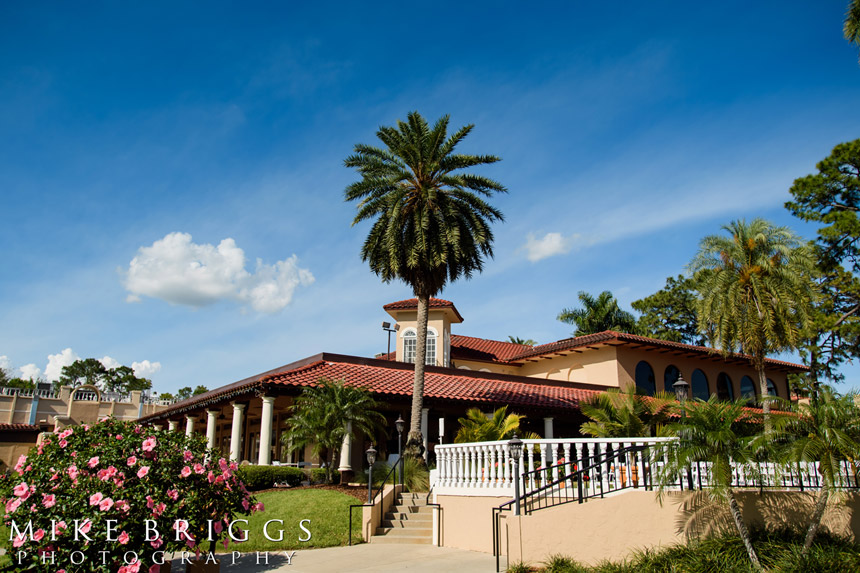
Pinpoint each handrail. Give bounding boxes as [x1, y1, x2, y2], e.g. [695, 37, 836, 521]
[425, 480, 442, 546]
[348, 456, 405, 546]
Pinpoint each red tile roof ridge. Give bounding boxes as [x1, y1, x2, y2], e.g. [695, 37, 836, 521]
[383, 297, 464, 321]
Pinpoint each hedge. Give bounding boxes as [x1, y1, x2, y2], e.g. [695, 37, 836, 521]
[238, 465, 305, 490]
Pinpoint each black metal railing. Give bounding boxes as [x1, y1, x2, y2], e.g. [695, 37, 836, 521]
[348, 456, 404, 546]
[492, 445, 648, 572]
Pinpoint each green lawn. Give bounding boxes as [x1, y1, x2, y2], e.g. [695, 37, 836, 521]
[224, 488, 365, 552]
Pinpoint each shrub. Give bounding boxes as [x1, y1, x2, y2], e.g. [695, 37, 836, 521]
[402, 457, 430, 492]
[0, 418, 261, 572]
[309, 468, 340, 484]
[507, 561, 533, 573]
[238, 465, 305, 490]
[354, 461, 391, 487]
[543, 554, 587, 573]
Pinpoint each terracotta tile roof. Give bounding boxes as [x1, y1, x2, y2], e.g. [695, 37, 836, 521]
[507, 331, 808, 372]
[0, 423, 41, 432]
[383, 298, 464, 322]
[450, 334, 532, 363]
[263, 359, 602, 411]
[140, 353, 607, 421]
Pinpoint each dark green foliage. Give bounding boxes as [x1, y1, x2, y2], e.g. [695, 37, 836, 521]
[558, 291, 638, 336]
[508, 336, 537, 346]
[632, 275, 707, 345]
[846, 1, 860, 61]
[55, 358, 153, 394]
[520, 528, 860, 572]
[173, 386, 209, 401]
[237, 465, 306, 490]
[309, 468, 340, 484]
[543, 554, 587, 573]
[786, 139, 860, 383]
[506, 562, 534, 573]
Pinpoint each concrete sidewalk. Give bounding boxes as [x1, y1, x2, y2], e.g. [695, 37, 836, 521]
[170, 544, 498, 572]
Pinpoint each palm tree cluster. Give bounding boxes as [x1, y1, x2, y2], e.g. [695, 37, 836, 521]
[454, 406, 528, 443]
[558, 291, 638, 336]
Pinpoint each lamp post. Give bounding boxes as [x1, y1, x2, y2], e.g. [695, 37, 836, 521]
[508, 433, 524, 516]
[366, 445, 377, 504]
[395, 415, 405, 486]
[672, 374, 695, 491]
[382, 322, 398, 359]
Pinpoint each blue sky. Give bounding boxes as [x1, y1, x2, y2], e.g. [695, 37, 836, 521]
[1, 1, 859, 393]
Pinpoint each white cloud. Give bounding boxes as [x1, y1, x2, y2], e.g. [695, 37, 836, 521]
[132, 360, 162, 378]
[122, 232, 314, 313]
[45, 348, 80, 382]
[19, 364, 42, 381]
[99, 356, 121, 370]
[0, 355, 9, 371]
[523, 232, 577, 262]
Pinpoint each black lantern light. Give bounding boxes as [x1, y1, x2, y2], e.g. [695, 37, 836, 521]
[673, 374, 690, 404]
[508, 433, 524, 515]
[366, 445, 377, 503]
[395, 415, 405, 485]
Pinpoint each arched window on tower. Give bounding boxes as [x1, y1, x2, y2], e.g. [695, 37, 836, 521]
[402, 328, 437, 365]
[635, 361, 656, 396]
[716, 372, 734, 401]
[691, 369, 709, 401]
[664, 365, 680, 393]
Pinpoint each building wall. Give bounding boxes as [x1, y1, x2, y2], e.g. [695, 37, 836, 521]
[443, 490, 860, 561]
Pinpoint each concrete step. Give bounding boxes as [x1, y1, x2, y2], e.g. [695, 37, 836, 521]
[370, 534, 433, 545]
[374, 526, 433, 538]
[381, 518, 433, 529]
[384, 511, 433, 522]
[387, 504, 432, 515]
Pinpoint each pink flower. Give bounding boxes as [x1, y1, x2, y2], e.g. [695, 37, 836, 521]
[42, 494, 56, 508]
[118, 530, 130, 544]
[87, 456, 99, 468]
[153, 502, 166, 516]
[14, 455, 27, 472]
[242, 498, 250, 511]
[180, 466, 192, 478]
[167, 489, 179, 501]
[13, 482, 29, 498]
[127, 562, 141, 573]
[127, 456, 137, 466]
[222, 537, 230, 550]
[150, 536, 163, 549]
[142, 437, 157, 452]
[213, 521, 223, 534]
[32, 528, 45, 542]
[54, 521, 67, 535]
[146, 496, 155, 509]
[186, 539, 196, 549]
[80, 520, 92, 534]
[59, 439, 68, 448]
[12, 534, 25, 548]
[97, 469, 111, 481]
[116, 434, 124, 440]
[150, 565, 161, 573]
[137, 466, 150, 479]
[116, 500, 131, 513]
[254, 502, 265, 512]
[89, 492, 104, 506]
[183, 450, 193, 461]
[99, 497, 114, 511]
[193, 463, 204, 474]
[66, 465, 78, 480]
[5, 498, 22, 514]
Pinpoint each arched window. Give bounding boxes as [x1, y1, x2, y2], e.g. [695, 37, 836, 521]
[691, 369, 709, 401]
[635, 361, 656, 396]
[664, 365, 680, 393]
[403, 329, 417, 364]
[716, 373, 734, 401]
[740, 376, 757, 400]
[402, 328, 437, 365]
[766, 378, 778, 397]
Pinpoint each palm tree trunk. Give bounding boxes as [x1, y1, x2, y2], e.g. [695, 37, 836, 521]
[728, 490, 763, 571]
[756, 358, 771, 433]
[405, 293, 429, 463]
[802, 483, 829, 556]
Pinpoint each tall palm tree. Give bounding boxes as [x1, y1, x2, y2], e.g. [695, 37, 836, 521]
[558, 291, 638, 336]
[778, 386, 860, 555]
[655, 397, 765, 571]
[507, 336, 536, 346]
[580, 387, 675, 438]
[344, 112, 506, 460]
[690, 219, 816, 425]
[846, 0, 860, 62]
[282, 377, 386, 484]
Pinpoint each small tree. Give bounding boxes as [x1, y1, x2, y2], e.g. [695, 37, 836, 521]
[654, 397, 765, 571]
[282, 378, 385, 484]
[580, 387, 675, 438]
[778, 386, 860, 555]
[454, 406, 525, 443]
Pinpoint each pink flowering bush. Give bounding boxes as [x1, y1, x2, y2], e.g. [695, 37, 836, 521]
[0, 417, 259, 572]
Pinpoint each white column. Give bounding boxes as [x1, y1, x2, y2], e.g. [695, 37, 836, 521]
[153, 424, 163, 431]
[543, 417, 554, 439]
[230, 402, 246, 463]
[421, 408, 429, 462]
[338, 421, 353, 472]
[185, 415, 195, 437]
[257, 396, 275, 465]
[206, 410, 218, 450]
[167, 420, 179, 432]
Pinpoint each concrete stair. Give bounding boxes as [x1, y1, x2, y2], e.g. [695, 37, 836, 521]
[371, 492, 433, 544]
